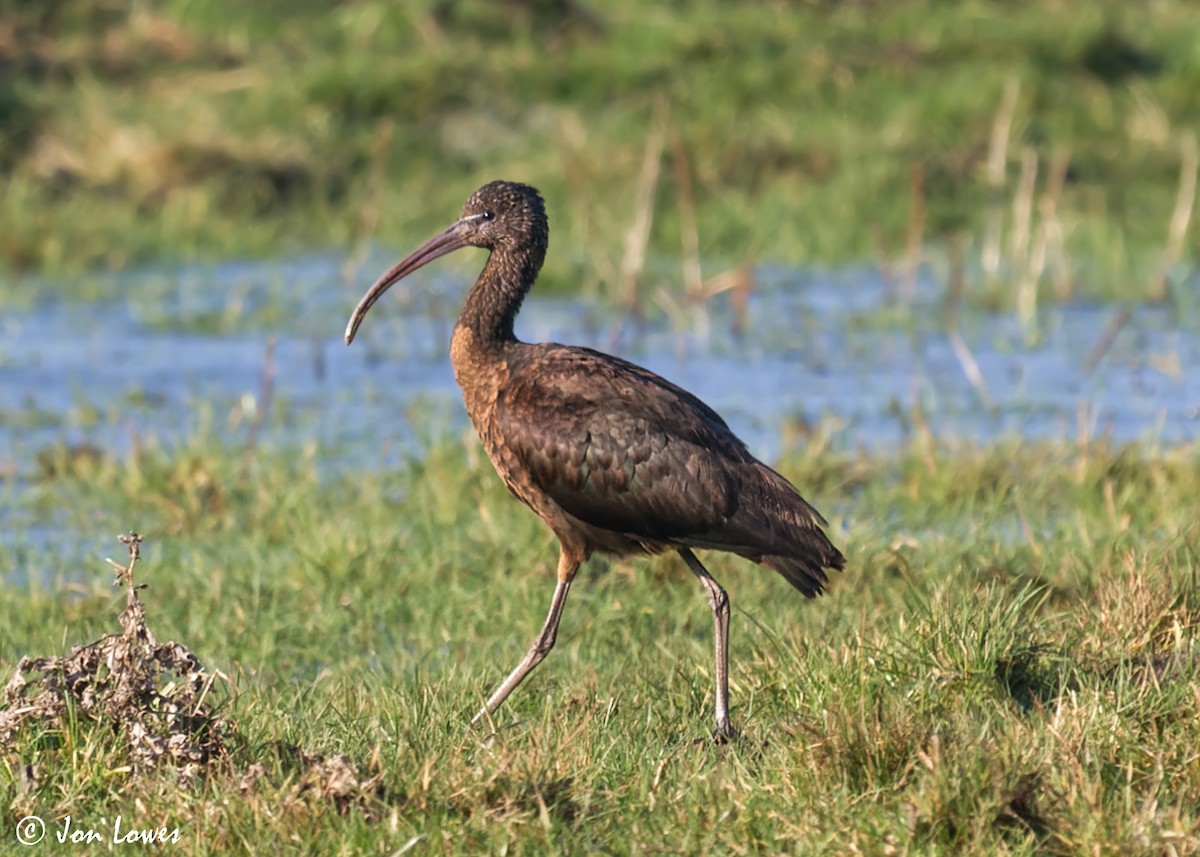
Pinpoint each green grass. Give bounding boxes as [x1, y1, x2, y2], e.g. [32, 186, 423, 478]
[4, 2, 1198, 850]
[3, 426, 1198, 854]
[3, 0, 1200, 307]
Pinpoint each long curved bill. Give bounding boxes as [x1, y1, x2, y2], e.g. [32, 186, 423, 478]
[344, 222, 470, 344]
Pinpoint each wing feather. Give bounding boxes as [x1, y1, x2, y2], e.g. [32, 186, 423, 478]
[491, 343, 844, 595]
[494, 345, 744, 538]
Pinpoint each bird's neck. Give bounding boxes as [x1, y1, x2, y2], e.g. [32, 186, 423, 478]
[455, 246, 541, 352]
[451, 247, 540, 434]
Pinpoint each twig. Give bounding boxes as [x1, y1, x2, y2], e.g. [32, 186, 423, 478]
[1041, 148, 1073, 299]
[671, 130, 707, 341]
[1011, 147, 1039, 337]
[1020, 148, 1071, 331]
[1151, 130, 1197, 305]
[618, 111, 666, 320]
[1083, 305, 1132, 376]
[947, 317, 991, 408]
[726, 264, 754, 340]
[652, 287, 690, 363]
[105, 532, 144, 597]
[1009, 147, 1038, 270]
[1008, 147, 1036, 256]
[681, 265, 755, 339]
[944, 236, 991, 406]
[671, 132, 703, 302]
[900, 161, 926, 304]
[982, 77, 1020, 278]
[245, 337, 276, 451]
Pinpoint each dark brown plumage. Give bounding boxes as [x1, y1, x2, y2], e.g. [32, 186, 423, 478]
[345, 180, 845, 738]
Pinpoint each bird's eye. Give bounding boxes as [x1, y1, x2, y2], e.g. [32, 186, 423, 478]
[481, 211, 494, 222]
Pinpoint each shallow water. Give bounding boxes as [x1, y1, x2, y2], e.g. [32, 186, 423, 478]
[3, 252, 1196, 481]
[2, 252, 1197, 582]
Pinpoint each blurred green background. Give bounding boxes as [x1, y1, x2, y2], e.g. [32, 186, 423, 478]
[3, 0, 1198, 301]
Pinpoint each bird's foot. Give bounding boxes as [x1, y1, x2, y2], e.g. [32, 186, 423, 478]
[713, 723, 738, 744]
[692, 722, 739, 747]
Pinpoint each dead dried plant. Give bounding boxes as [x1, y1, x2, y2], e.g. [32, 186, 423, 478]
[0, 533, 230, 783]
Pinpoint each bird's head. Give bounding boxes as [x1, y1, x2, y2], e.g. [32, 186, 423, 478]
[344, 181, 546, 345]
[459, 181, 547, 253]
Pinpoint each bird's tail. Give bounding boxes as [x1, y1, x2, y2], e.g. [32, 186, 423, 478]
[730, 462, 846, 597]
[680, 461, 845, 597]
[761, 538, 846, 598]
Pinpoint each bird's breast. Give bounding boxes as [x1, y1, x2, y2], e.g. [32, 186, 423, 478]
[450, 326, 505, 423]
[449, 325, 526, 494]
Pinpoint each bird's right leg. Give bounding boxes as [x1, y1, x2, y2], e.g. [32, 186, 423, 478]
[679, 548, 735, 741]
[472, 546, 581, 727]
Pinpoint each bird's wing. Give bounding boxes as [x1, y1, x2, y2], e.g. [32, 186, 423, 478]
[493, 345, 751, 539]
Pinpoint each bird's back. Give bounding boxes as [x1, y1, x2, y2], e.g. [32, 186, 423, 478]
[485, 342, 844, 595]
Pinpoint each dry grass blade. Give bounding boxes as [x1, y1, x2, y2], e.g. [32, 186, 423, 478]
[1042, 149, 1073, 300]
[1083, 305, 1132, 376]
[944, 237, 992, 406]
[1012, 148, 1040, 334]
[982, 78, 1021, 278]
[618, 113, 665, 317]
[900, 161, 926, 304]
[1151, 131, 1198, 304]
[672, 131, 703, 303]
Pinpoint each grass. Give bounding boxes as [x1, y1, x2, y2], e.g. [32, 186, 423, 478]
[3, 0, 1200, 308]
[2, 424, 1198, 854]
[3, 2, 1198, 850]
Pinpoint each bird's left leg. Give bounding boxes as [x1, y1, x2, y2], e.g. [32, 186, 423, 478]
[679, 548, 735, 740]
[472, 545, 582, 727]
